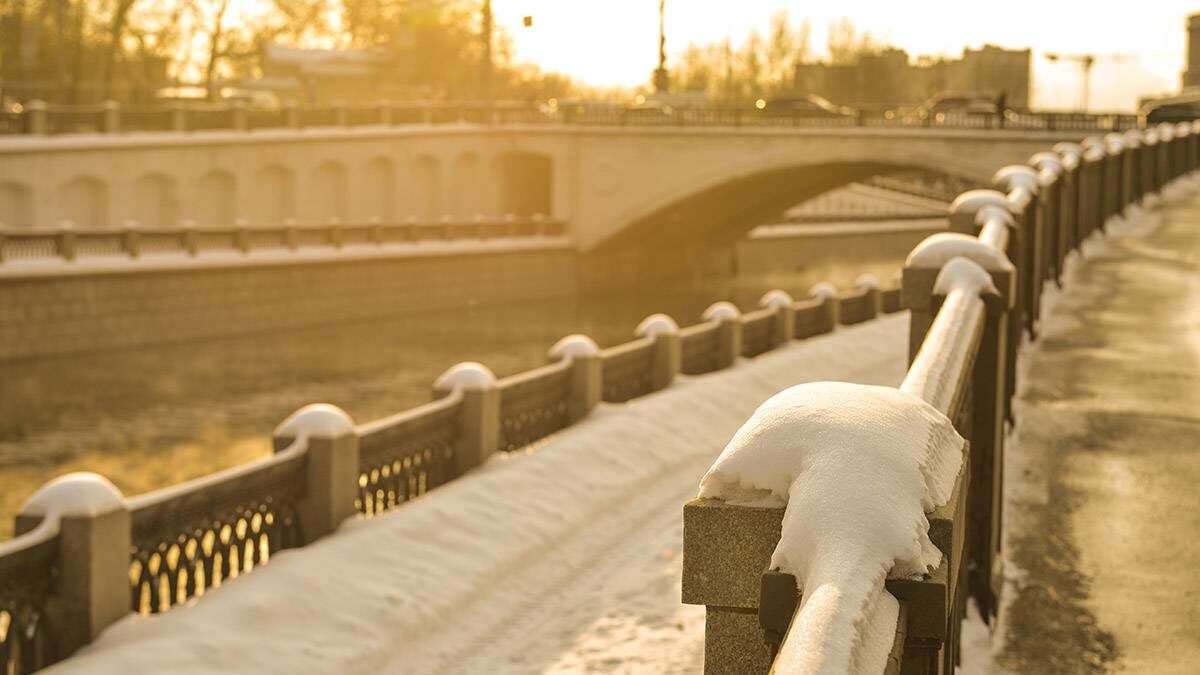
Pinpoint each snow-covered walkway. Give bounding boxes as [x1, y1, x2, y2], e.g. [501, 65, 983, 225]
[47, 314, 909, 675]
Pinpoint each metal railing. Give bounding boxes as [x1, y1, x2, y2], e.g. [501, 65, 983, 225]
[681, 120, 1200, 673]
[0, 270, 905, 673]
[3, 99, 1142, 137]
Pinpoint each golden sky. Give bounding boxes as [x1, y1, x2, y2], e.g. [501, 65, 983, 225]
[492, 0, 1197, 111]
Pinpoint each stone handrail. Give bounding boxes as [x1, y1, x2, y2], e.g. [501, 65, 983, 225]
[2, 99, 1141, 137]
[681, 120, 1199, 674]
[0, 263, 904, 672]
[0, 216, 566, 269]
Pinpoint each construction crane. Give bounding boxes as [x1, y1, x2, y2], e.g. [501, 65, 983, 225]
[1044, 52, 1130, 111]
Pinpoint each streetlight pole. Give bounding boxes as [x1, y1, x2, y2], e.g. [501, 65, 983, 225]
[481, 0, 494, 100]
[653, 0, 669, 93]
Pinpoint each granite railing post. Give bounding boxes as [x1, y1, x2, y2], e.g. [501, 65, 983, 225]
[1053, 142, 1083, 279]
[121, 220, 141, 258]
[101, 100, 121, 134]
[1080, 141, 1106, 239]
[26, 100, 49, 135]
[233, 219, 251, 253]
[272, 404, 359, 544]
[1141, 128, 1160, 200]
[284, 101, 300, 130]
[808, 282, 840, 331]
[230, 100, 248, 132]
[1119, 130, 1142, 211]
[702, 302, 743, 369]
[992, 165, 1039, 336]
[548, 335, 602, 423]
[1029, 152, 1065, 283]
[169, 103, 187, 132]
[14, 473, 131, 659]
[758, 290, 795, 349]
[0, 222, 6, 264]
[56, 221, 78, 261]
[1159, 123, 1177, 182]
[433, 362, 500, 476]
[180, 219, 199, 256]
[635, 314, 681, 392]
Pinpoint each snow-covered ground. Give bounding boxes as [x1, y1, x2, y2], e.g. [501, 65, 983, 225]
[47, 313, 910, 675]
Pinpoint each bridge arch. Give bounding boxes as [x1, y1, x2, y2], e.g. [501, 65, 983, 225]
[588, 141, 990, 254]
[310, 161, 348, 221]
[0, 182, 33, 228]
[129, 173, 178, 227]
[451, 152, 484, 217]
[195, 170, 236, 225]
[56, 176, 109, 229]
[254, 165, 295, 224]
[410, 154, 442, 219]
[364, 157, 396, 220]
[497, 151, 552, 218]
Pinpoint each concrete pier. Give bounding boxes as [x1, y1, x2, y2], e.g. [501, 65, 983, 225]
[1000, 190, 1200, 673]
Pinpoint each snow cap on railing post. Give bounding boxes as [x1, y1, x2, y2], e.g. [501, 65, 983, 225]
[759, 289, 795, 348]
[432, 362, 500, 475]
[702, 301, 743, 369]
[690, 380, 965, 674]
[947, 189, 1013, 235]
[102, 100, 122, 135]
[635, 313, 681, 391]
[549, 335, 602, 422]
[272, 403, 359, 543]
[15, 472, 130, 657]
[903, 232, 1015, 366]
[808, 281, 841, 331]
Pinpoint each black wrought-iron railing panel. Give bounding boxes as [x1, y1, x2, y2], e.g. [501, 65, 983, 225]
[680, 323, 721, 375]
[497, 362, 572, 453]
[356, 396, 461, 517]
[600, 339, 656, 403]
[740, 310, 774, 357]
[0, 528, 58, 675]
[127, 452, 306, 615]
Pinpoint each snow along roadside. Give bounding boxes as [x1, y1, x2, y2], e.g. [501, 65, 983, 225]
[46, 313, 911, 675]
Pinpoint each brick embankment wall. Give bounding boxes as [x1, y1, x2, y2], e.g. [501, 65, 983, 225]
[0, 248, 578, 361]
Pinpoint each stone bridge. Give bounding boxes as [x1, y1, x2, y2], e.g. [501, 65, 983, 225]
[1, 124, 1091, 255]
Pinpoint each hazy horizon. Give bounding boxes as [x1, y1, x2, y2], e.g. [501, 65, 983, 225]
[492, 1, 1198, 111]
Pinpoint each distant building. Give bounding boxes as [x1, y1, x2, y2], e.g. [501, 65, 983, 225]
[1184, 14, 1200, 89]
[793, 45, 1031, 111]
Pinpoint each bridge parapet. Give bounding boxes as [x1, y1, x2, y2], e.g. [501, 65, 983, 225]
[681, 117, 1199, 673]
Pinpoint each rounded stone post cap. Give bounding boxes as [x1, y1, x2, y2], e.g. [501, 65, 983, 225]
[635, 313, 679, 337]
[992, 165, 1039, 194]
[548, 334, 599, 360]
[758, 289, 795, 309]
[273, 403, 355, 440]
[854, 273, 880, 290]
[809, 281, 838, 299]
[20, 472, 125, 519]
[950, 189, 1014, 215]
[1029, 152, 1064, 175]
[1052, 141, 1083, 161]
[702, 301, 741, 322]
[1103, 133, 1125, 155]
[433, 361, 497, 391]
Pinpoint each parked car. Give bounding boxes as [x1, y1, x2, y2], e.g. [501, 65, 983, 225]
[760, 94, 856, 119]
[1140, 92, 1200, 125]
